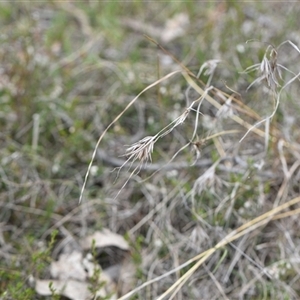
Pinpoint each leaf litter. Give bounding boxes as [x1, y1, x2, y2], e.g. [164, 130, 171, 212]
[34, 229, 131, 300]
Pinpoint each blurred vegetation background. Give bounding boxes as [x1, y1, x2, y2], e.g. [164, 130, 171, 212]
[1, 1, 300, 299]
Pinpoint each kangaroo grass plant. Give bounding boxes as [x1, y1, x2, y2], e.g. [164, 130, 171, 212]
[77, 36, 300, 299]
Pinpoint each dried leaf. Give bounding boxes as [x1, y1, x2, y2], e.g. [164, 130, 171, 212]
[35, 276, 116, 300]
[118, 260, 137, 296]
[50, 251, 87, 281]
[35, 279, 93, 300]
[81, 229, 129, 251]
[35, 230, 125, 299]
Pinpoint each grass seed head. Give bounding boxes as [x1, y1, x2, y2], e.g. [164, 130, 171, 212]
[246, 44, 282, 93]
[125, 136, 156, 163]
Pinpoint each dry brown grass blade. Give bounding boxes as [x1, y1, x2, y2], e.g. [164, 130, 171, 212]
[182, 73, 264, 137]
[145, 36, 273, 127]
[181, 72, 285, 144]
